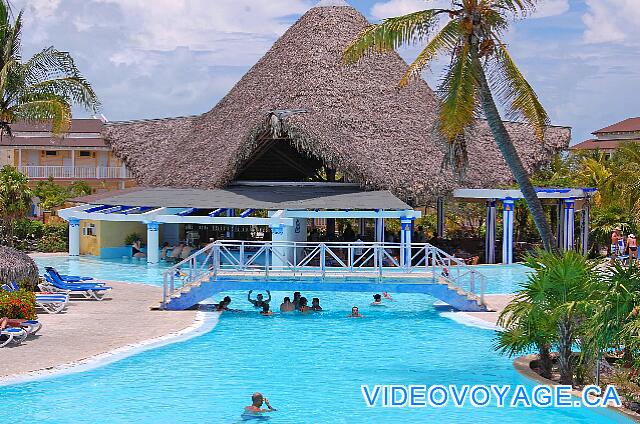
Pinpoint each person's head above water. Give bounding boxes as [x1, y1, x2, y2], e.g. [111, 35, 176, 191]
[373, 294, 382, 302]
[223, 296, 231, 304]
[257, 293, 264, 301]
[299, 297, 308, 306]
[312, 297, 320, 306]
[351, 306, 360, 315]
[283, 296, 291, 303]
[252, 392, 264, 407]
[293, 291, 301, 299]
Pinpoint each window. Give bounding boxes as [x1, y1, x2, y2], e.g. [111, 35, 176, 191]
[44, 151, 57, 156]
[82, 223, 96, 237]
[79, 151, 93, 157]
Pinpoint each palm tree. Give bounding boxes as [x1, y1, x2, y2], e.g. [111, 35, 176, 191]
[344, 0, 554, 250]
[0, 1, 99, 137]
[0, 165, 31, 245]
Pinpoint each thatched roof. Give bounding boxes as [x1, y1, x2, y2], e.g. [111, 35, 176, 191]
[0, 247, 39, 289]
[104, 2, 570, 205]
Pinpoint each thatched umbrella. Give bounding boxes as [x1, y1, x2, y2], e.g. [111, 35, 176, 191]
[103, 1, 570, 206]
[0, 246, 40, 290]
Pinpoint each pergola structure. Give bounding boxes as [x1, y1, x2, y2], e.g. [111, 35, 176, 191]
[59, 182, 421, 265]
[451, 188, 596, 264]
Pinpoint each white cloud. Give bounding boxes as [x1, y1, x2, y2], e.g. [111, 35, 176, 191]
[95, 0, 311, 53]
[531, 0, 569, 19]
[371, 0, 449, 20]
[583, 0, 640, 45]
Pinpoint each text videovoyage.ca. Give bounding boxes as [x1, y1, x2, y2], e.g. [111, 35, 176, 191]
[361, 384, 622, 409]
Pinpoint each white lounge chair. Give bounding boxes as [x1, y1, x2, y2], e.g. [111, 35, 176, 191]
[0, 327, 27, 347]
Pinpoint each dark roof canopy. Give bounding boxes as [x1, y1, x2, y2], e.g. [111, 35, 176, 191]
[72, 183, 411, 210]
[594, 117, 640, 134]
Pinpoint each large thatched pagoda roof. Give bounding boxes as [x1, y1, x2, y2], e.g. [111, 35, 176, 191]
[0, 247, 39, 289]
[104, 1, 570, 205]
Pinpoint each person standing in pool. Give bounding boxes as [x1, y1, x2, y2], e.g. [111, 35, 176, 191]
[280, 297, 294, 312]
[260, 303, 273, 316]
[311, 297, 323, 311]
[298, 297, 313, 313]
[371, 294, 385, 306]
[216, 296, 232, 312]
[292, 291, 301, 310]
[248, 290, 271, 309]
[348, 306, 363, 318]
[244, 392, 276, 415]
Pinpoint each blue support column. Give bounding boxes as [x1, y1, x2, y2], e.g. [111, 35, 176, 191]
[69, 218, 80, 257]
[226, 209, 235, 239]
[436, 197, 445, 238]
[485, 200, 497, 264]
[400, 217, 414, 268]
[502, 199, 515, 264]
[563, 199, 575, 252]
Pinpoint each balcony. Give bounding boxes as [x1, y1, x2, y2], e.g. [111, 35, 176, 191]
[18, 166, 133, 180]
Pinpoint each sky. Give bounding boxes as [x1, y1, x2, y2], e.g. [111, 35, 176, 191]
[11, 0, 640, 145]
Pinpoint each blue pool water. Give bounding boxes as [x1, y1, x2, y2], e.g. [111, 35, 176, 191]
[1, 290, 629, 423]
[9, 257, 625, 422]
[32, 256, 532, 294]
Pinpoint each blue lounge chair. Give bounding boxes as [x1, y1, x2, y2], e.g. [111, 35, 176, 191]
[44, 267, 100, 284]
[0, 327, 27, 347]
[41, 274, 112, 301]
[2, 283, 69, 314]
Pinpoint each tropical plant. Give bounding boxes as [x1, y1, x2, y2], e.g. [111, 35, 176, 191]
[33, 177, 92, 211]
[124, 232, 142, 246]
[344, 0, 554, 250]
[0, 1, 99, 137]
[0, 285, 36, 319]
[0, 164, 31, 245]
[36, 222, 67, 253]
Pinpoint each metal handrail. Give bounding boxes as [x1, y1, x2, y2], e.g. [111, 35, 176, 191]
[161, 240, 488, 309]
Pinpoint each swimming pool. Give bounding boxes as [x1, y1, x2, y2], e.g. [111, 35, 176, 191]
[0, 290, 629, 423]
[32, 256, 532, 294]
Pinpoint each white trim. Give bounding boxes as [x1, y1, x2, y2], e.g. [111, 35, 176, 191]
[282, 209, 421, 219]
[454, 188, 595, 200]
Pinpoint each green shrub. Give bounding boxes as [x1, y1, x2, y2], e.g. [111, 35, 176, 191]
[124, 232, 142, 246]
[36, 222, 68, 253]
[0, 288, 37, 320]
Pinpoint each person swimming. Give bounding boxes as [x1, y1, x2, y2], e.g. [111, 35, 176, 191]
[371, 294, 385, 306]
[298, 297, 313, 313]
[242, 392, 276, 420]
[216, 296, 232, 312]
[311, 297, 323, 311]
[292, 291, 301, 311]
[280, 297, 294, 312]
[248, 290, 271, 309]
[382, 292, 394, 301]
[348, 306, 363, 318]
[260, 303, 273, 316]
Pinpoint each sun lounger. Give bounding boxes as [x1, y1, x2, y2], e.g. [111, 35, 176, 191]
[45, 267, 102, 284]
[42, 274, 112, 301]
[0, 327, 27, 347]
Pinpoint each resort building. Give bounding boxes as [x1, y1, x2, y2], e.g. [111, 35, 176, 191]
[60, 1, 578, 273]
[570, 116, 640, 156]
[0, 118, 136, 192]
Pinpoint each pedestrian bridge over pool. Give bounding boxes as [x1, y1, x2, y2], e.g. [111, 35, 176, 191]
[156, 241, 489, 312]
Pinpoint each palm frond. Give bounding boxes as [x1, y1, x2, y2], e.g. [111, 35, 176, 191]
[12, 94, 71, 134]
[488, 42, 549, 140]
[438, 41, 479, 142]
[492, 0, 537, 16]
[399, 19, 462, 87]
[343, 9, 448, 65]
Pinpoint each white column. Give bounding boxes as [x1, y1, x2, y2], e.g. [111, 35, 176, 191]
[581, 199, 591, 256]
[69, 218, 80, 256]
[375, 217, 384, 242]
[502, 199, 515, 264]
[563, 199, 575, 252]
[71, 149, 75, 178]
[401, 217, 414, 268]
[147, 221, 160, 264]
[270, 224, 287, 268]
[17, 148, 22, 170]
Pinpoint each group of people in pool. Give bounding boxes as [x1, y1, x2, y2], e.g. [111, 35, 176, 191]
[216, 290, 394, 318]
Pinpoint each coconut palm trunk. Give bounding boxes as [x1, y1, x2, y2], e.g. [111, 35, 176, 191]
[475, 64, 554, 251]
